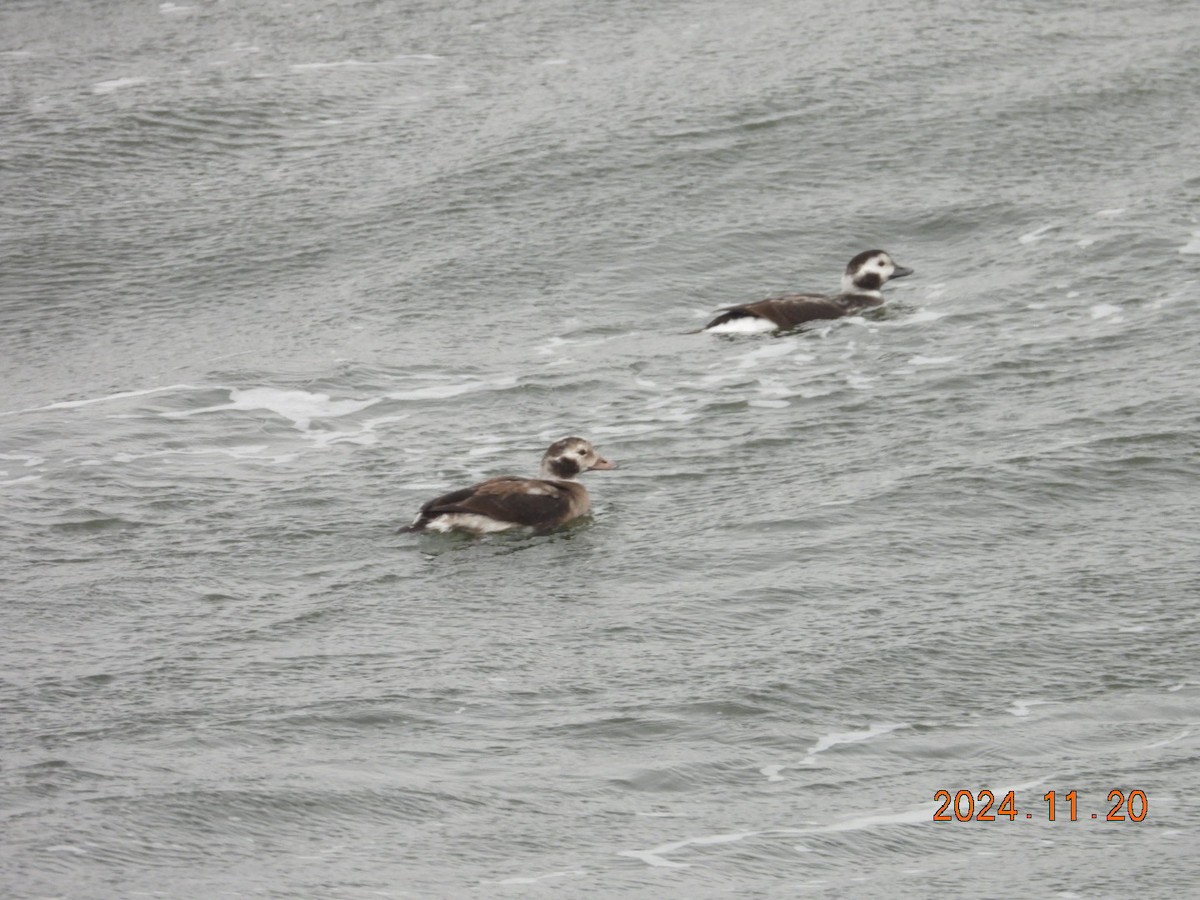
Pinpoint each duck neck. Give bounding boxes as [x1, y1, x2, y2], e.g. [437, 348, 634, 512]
[842, 272, 883, 296]
[540, 457, 582, 481]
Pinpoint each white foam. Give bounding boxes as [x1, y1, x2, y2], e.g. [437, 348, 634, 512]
[908, 355, 959, 366]
[1090, 303, 1124, 321]
[291, 60, 374, 71]
[166, 387, 379, 431]
[110, 445, 278, 464]
[621, 814, 933, 870]
[1009, 698, 1053, 717]
[802, 722, 905, 765]
[1096, 208, 1125, 219]
[0, 452, 45, 467]
[1, 475, 42, 486]
[386, 376, 517, 401]
[1178, 231, 1200, 255]
[757, 377, 793, 396]
[401, 481, 453, 492]
[535, 336, 583, 358]
[305, 431, 376, 448]
[807, 806, 931, 833]
[486, 870, 586, 886]
[1141, 729, 1190, 750]
[3, 384, 203, 417]
[1019, 224, 1060, 244]
[617, 850, 687, 869]
[465, 442, 509, 458]
[304, 413, 409, 449]
[619, 831, 761, 869]
[93, 77, 148, 94]
[905, 309, 946, 324]
[747, 399, 789, 409]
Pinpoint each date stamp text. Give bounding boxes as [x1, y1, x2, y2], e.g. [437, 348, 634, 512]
[933, 789, 1148, 822]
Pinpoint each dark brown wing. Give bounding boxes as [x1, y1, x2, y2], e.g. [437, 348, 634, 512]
[738, 293, 854, 329]
[705, 293, 847, 331]
[419, 476, 580, 529]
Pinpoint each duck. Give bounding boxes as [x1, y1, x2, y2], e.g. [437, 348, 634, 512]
[701, 249, 914, 333]
[399, 436, 616, 535]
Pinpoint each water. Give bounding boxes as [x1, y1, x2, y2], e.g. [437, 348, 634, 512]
[3, 0, 1198, 896]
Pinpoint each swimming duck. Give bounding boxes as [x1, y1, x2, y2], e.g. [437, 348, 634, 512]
[399, 437, 616, 535]
[701, 249, 914, 333]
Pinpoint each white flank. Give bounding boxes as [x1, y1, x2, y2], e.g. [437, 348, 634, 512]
[703, 316, 777, 334]
[425, 514, 518, 534]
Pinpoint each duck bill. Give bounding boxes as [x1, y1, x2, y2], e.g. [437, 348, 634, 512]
[589, 457, 617, 470]
[891, 265, 914, 279]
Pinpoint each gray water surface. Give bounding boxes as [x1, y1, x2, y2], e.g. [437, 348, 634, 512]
[3, 0, 1199, 896]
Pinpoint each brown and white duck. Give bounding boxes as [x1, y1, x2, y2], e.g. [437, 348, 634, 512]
[399, 436, 616, 535]
[701, 249, 914, 333]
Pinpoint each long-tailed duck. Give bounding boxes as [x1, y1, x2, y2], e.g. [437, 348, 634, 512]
[399, 437, 616, 535]
[701, 249, 914, 333]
